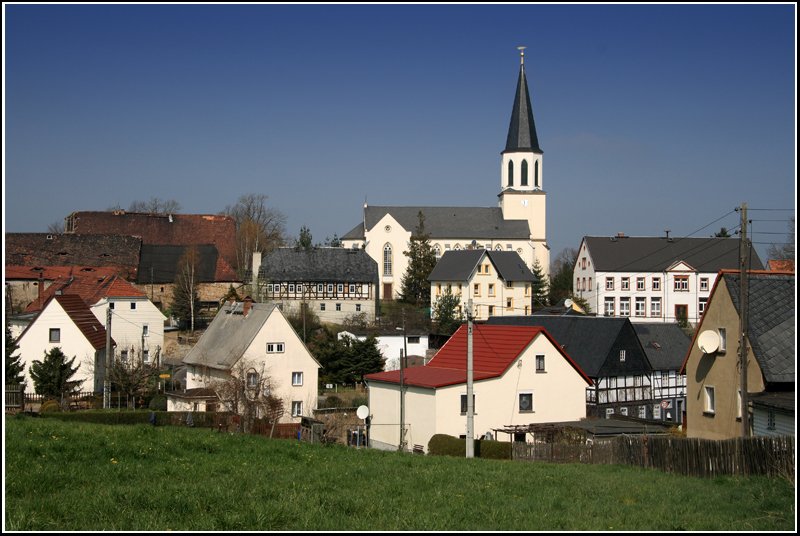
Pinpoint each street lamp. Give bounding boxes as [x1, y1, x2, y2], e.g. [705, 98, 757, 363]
[396, 317, 408, 452]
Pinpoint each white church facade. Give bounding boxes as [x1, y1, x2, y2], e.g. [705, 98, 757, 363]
[342, 49, 550, 300]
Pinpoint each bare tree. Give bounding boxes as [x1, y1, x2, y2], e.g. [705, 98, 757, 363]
[767, 216, 795, 262]
[128, 197, 182, 214]
[46, 219, 64, 234]
[109, 350, 159, 409]
[174, 246, 201, 332]
[222, 193, 287, 278]
[213, 360, 284, 434]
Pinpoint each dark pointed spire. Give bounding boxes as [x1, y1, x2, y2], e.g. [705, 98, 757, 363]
[503, 47, 542, 155]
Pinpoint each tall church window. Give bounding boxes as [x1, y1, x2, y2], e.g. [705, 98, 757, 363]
[521, 160, 528, 186]
[534, 160, 540, 188]
[507, 161, 514, 187]
[383, 244, 393, 276]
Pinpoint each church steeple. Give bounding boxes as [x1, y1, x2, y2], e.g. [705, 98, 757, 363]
[503, 46, 542, 155]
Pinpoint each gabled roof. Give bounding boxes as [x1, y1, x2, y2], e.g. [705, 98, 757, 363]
[341, 206, 531, 241]
[581, 236, 764, 273]
[428, 249, 536, 283]
[136, 244, 238, 284]
[723, 271, 795, 384]
[258, 248, 378, 283]
[486, 315, 650, 378]
[503, 62, 542, 155]
[633, 323, 691, 372]
[44, 294, 112, 351]
[66, 211, 237, 267]
[365, 324, 591, 388]
[5, 233, 141, 279]
[25, 272, 147, 313]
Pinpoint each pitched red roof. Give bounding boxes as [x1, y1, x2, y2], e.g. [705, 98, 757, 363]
[366, 324, 592, 388]
[51, 294, 111, 350]
[25, 272, 146, 313]
[6, 265, 120, 281]
[768, 259, 794, 273]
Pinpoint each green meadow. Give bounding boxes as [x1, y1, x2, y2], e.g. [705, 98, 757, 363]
[4, 415, 795, 531]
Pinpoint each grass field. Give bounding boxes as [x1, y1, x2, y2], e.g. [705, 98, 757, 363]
[4, 415, 795, 531]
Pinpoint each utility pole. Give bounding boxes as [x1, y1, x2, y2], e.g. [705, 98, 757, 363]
[399, 310, 407, 452]
[103, 306, 112, 409]
[466, 298, 474, 458]
[738, 202, 750, 437]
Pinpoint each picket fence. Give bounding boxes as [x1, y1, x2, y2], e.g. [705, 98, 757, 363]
[512, 434, 795, 478]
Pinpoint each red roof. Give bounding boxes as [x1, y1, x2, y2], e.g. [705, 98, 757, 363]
[768, 259, 794, 273]
[366, 324, 592, 388]
[25, 272, 146, 313]
[6, 265, 120, 281]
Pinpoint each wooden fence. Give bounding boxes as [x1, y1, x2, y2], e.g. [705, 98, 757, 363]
[513, 435, 795, 478]
[5, 384, 25, 412]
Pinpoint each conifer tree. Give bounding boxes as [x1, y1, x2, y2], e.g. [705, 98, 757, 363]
[5, 323, 25, 384]
[29, 347, 83, 400]
[400, 211, 437, 308]
[530, 259, 550, 309]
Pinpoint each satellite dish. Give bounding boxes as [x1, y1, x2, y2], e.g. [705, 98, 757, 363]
[356, 405, 369, 420]
[564, 298, 573, 308]
[697, 330, 720, 354]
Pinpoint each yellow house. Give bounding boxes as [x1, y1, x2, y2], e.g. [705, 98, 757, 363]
[365, 324, 592, 452]
[428, 249, 537, 321]
[680, 270, 794, 439]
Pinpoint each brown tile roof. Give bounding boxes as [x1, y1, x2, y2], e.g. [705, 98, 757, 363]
[51, 294, 111, 351]
[5, 233, 141, 279]
[6, 265, 120, 282]
[66, 211, 237, 267]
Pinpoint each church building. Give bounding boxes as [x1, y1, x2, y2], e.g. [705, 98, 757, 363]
[341, 49, 550, 300]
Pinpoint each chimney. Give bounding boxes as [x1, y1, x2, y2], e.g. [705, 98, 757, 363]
[243, 296, 253, 318]
[38, 272, 44, 303]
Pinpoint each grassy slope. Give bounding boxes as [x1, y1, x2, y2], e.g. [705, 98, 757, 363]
[4, 416, 795, 531]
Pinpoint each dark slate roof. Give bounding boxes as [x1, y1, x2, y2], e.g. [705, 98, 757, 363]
[5, 233, 141, 279]
[504, 64, 542, 155]
[749, 391, 795, 412]
[341, 206, 531, 241]
[486, 315, 650, 378]
[428, 250, 536, 282]
[258, 248, 378, 283]
[633, 323, 691, 372]
[137, 244, 225, 284]
[723, 272, 795, 384]
[583, 236, 764, 273]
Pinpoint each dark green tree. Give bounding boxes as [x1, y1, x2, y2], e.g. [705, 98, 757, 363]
[549, 247, 578, 306]
[530, 259, 550, 309]
[311, 329, 385, 385]
[431, 288, 463, 335]
[400, 211, 437, 308]
[296, 225, 313, 250]
[29, 347, 83, 401]
[5, 323, 25, 384]
[714, 227, 731, 238]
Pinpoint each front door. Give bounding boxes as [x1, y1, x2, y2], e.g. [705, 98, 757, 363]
[382, 283, 393, 300]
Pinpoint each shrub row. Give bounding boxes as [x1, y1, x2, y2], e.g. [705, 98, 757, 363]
[38, 410, 231, 428]
[427, 433, 512, 460]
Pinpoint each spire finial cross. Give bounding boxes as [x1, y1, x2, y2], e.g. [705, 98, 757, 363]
[517, 46, 527, 65]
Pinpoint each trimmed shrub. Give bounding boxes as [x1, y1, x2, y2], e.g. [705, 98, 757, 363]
[477, 439, 512, 460]
[148, 395, 168, 411]
[428, 434, 464, 457]
[39, 399, 62, 413]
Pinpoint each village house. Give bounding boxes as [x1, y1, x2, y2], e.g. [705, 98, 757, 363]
[254, 248, 379, 325]
[168, 299, 320, 424]
[680, 270, 794, 439]
[342, 49, 550, 299]
[573, 235, 763, 324]
[16, 294, 113, 393]
[337, 330, 431, 371]
[365, 324, 592, 453]
[428, 249, 537, 321]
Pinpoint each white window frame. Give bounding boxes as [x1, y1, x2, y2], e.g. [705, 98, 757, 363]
[650, 297, 662, 318]
[621, 277, 630, 291]
[49, 328, 61, 343]
[518, 391, 534, 413]
[635, 297, 646, 317]
[704, 386, 716, 414]
[267, 342, 285, 354]
[700, 277, 709, 291]
[292, 372, 303, 386]
[535, 354, 546, 373]
[652, 277, 661, 291]
[604, 297, 615, 316]
[619, 297, 630, 317]
[605, 277, 614, 291]
[292, 401, 303, 417]
[636, 277, 645, 291]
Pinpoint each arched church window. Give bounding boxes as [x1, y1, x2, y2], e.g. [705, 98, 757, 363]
[454, 244, 462, 251]
[433, 244, 441, 258]
[535, 160, 540, 188]
[507, 161, 514, 187]
[521, 160, 528, 186]
[383, 244, 393, 276]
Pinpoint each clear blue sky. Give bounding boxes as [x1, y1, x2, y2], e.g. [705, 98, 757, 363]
[4, 3, 796, 265]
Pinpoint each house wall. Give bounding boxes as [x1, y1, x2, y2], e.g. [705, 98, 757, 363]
[184, 308, 319, 424]
[266, 281, 378, 325]
[684, 284, 765, 439]
[368, 332, 588, 453]
[752, 407, 794, 437]
[431, 277, 533, 321]
[16, 300, 106, 392]
[338, 332, 429, 371]
[89, 297, 166, 365]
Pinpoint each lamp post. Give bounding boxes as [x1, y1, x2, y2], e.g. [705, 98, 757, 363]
[396, 314, 408, 452]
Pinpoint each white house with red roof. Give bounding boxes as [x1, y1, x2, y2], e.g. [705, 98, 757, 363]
[365, 324, 592, 452]
[24, 272, 166, 366]
[16, 294, 114, 393]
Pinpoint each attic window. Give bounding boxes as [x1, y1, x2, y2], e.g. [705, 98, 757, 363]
[46, 234, 54, 240]
[99, 253, 111, 257]
[58, 251, 69, 256]
[650, 342, 662, 350]
[80, 267, 95, 272]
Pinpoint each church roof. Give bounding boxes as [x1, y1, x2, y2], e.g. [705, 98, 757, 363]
[503, 62, 542, 155]
[341, 206, 531, 241]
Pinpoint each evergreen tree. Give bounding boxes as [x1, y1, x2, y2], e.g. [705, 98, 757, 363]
[431, 288, 463, 335]
[311, 329, 385, 385]
[400, 211, 437, 308]
[548, 247, 578, 306]
[29, 347, 83, 400]
[296, 225, 313, 250]
[5, 323, 25, 384]
[530, 259, 550, 309]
